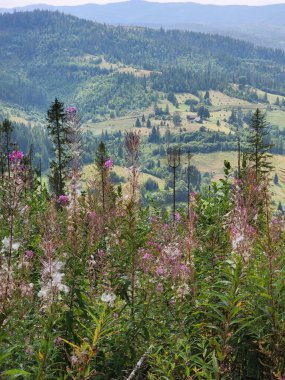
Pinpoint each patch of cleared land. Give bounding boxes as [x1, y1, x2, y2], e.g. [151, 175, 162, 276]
[83, 164, 165, 190]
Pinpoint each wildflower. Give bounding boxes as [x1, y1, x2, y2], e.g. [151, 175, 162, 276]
[25, 250, 34, 259]
[20, 282, 34, 297]
[57, 195, 69, 206]
[156, 282, 164, 293]
[175, 212, 182, 222]
[9, 150, 24, 163]
[97, 249, 105, 258]
[104, 158, 113, 169]
[176, 283, 190, 298]
[1, 237, 20, 252]
[66, 106, 77, 114]
[101, 291, 116, 307]
[2, 237, 10, 250]
[38, 259, 69, 307]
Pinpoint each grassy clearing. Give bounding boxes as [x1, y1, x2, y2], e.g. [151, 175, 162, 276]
[83, 164, 165, 190]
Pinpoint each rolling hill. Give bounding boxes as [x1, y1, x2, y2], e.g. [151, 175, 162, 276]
[0, 10, 285, 121]
[1, 1, 285, 49]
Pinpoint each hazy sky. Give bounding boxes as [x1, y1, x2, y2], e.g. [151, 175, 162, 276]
[1, 0, 285, 7]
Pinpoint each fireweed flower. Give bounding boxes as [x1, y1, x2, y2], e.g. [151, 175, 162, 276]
[101, 291, 116, 307]
[1, 237, 20, 252]
[57, 195, 69, 206]
[38, 259, 69, 307]
[156, 282, 164, 293]
[25, 250, 34, 259]
[104, 158, 113, 169]
[175, 212, 182, 222]
[66, 106, 77, 115]
[9, 150, 24, 163]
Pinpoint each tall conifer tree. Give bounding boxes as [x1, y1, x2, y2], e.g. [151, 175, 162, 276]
[47, 98, 69, 196]
[246, 108, 272, 180]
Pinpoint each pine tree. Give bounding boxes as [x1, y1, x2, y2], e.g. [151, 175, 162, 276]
[0, 119, 13, 178]
[95, 142, 109, 212]
[146, 118, 152, 129]
[274, 173, 279, 185]
[135, 117, 141, 128]
[246, 109, 273, 180]
[46, 98, 69, 196]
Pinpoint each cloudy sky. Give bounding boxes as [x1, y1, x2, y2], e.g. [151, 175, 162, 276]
[1, 0, 284, 7]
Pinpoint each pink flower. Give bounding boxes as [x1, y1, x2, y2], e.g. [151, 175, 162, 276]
[57, 195, 69, 206]
[104, 158, 113, 169]
[66, 106, 77, 114]
[156, 283, 164, 293]
[9, 150, 24, 163]
[25, 250, 34, 259]
[98, 249, 105, 258]
[175, 212, 182, 222]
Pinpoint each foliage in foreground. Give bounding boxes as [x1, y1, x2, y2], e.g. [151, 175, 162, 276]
[1, 111, 285, 380]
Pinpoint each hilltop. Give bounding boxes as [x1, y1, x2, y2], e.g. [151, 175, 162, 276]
[0, 10, 285, 119]
[1, 2, 285, 49]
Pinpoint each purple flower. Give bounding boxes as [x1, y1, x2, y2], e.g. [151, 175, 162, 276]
[156, 283, 164, 293]
[9, 150, 24, 163]
[25, 250, 34, 259]
[57, 195, 69, 206]
[104, 158, 113, 169]
[175, 212, 182, 222]
[66, 106, 77, 114]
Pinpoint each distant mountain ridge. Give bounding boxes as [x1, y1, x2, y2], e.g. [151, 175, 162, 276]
[1, 10, 285, 120]
[1, 1, 285, 49]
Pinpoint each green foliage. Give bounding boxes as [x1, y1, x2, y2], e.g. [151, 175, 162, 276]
[246, 108, 273, 179]
[1, 10, 285, 119]
[46, 98, 70, 195]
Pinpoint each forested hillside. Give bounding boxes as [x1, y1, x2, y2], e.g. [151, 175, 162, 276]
[1, 10, 285, 119]
[2, 1, 285, 49]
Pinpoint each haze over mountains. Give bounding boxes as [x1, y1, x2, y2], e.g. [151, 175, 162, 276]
[1, 1, 285, 49]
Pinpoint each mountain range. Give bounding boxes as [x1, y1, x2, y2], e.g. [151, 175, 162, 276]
[1, 10, 285, 121]
[1, 1, 285, 49]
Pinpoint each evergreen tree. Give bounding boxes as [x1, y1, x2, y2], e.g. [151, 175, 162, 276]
[167, 92, 178, 107]
[0, 119, 13, 178]
[146, 118, 152, 129]
[142, 114, 146, 124]
[173, 112, 182, 127]
[263, 93, 268, 103]
[148, 126, 160, 143]
[135, 117, 141, 128]
[229, 110, 237, 125]
[274, 173, 279, 185]
[95, 141, 109, 212]
[198, 106, 210, 119]
[46, 98, 69, 196]
[246, 108, 273, 179]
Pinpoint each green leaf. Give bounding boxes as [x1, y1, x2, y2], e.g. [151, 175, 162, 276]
[2, 369, 31, 379]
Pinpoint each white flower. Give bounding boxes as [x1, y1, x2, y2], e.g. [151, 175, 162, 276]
[1, 237, 20, 252]
[12, 242, 20, 251]
[38, 259, 68, 307]
[2, 237, 10, 250]
[101, 291, 116, 307]
[232, 234, 244, 250]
